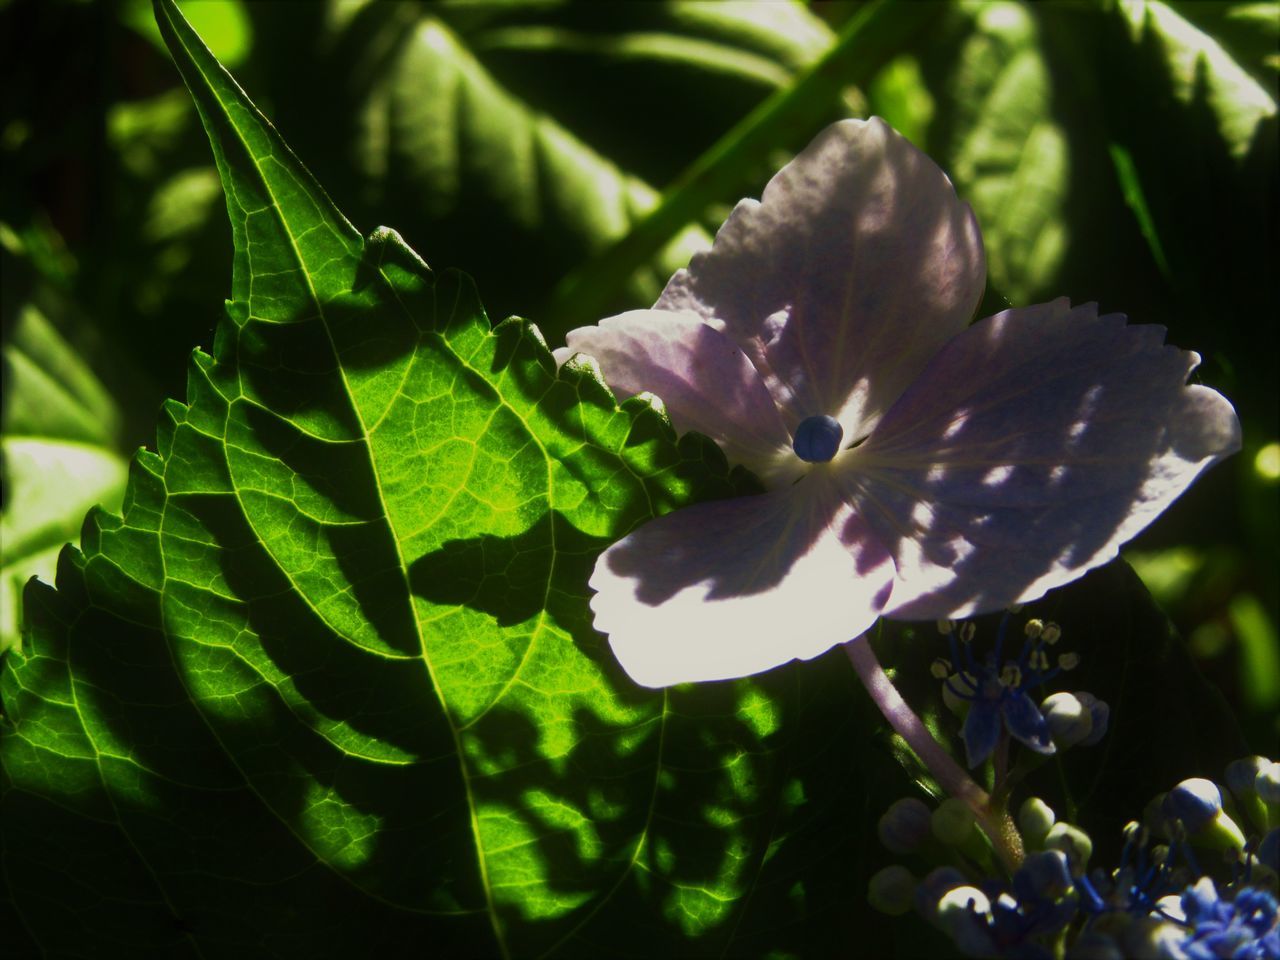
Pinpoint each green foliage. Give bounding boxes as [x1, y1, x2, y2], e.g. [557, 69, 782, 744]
[249, 0, 841, 339]
[0, 3, 870, 954]
[1, 0, 1275, 955]
[902, 1, 1070, 306]
[1118, 0, 1276, 161]
[0, 233, 129, 653]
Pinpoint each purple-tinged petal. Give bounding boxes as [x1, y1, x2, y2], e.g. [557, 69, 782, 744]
[1078, 692, 1110, 747]
[962, 699, 1002, 768]
[558, 309, 793, 481]
[1003, 691, 1055, 755]
[657, 117, 985, 441]
[589, 475, 895, 687]
[843, 299, 1241, 619]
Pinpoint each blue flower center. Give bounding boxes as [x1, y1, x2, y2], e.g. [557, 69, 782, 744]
[792, 415, 843, 462]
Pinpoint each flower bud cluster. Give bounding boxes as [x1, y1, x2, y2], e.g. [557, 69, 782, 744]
[868, 790, 1090, 957]
[1153, 757, 1278, 882]
[867, 755, 1280, 958]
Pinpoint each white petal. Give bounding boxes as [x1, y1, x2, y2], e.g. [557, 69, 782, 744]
[591, 476, 895, 687]
[657, 117, 985, 440]
[560, 309, 792, 480]
[843, 300, 1241, 618]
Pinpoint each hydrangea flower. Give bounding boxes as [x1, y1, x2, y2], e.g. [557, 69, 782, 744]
[1158, 877, 1280, 960]
[935, 617, 1071, 768]
[557, 118, 1241, 688]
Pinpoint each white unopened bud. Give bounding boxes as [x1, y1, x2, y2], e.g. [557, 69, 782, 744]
[1041, 692, 1093, 748]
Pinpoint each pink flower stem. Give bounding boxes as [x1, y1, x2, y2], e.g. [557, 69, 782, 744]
[843, 634, 1025, 872]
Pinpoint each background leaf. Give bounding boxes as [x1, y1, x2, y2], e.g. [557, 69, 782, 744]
[0, 232, 129, 653]
[905, 0, 1070, 306]
[249, 0, 842, 339]
[1118, 0, 1276, 161]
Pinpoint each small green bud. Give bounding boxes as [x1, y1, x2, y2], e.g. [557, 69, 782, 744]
[1225, 756, 1270, 831]
[1019, 797, 1056, 849]
[867, 865, 917, 916]
[1045, 822, 1093, 870]
[1164, 778, 1246, 853]
[932, 797, 977, 847]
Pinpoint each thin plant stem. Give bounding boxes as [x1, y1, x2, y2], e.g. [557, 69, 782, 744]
[843, 634, 1025, 872]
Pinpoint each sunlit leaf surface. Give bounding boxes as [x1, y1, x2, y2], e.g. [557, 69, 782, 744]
[0, 3, 866, 955]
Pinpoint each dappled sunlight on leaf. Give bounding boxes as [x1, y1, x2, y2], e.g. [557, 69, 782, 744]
[0, 2, 840, 955]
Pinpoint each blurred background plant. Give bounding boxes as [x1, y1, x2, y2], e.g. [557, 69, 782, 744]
[1, 0, 1275, 810]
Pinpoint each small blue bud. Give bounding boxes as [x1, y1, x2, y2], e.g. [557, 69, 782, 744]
[878, 797, 933, 854]
[1164, 778, 1222, 832]
[915, 866, 968, 921]
[1014, 849, 1072, 902]
[792, 414, 843, 462]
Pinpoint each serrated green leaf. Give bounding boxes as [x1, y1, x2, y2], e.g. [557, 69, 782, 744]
[0, 2, 872, 954]
[1118, 0, 1277, 160]
[252, 0, 836, 338]
[1170, 1, 1280, 85]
